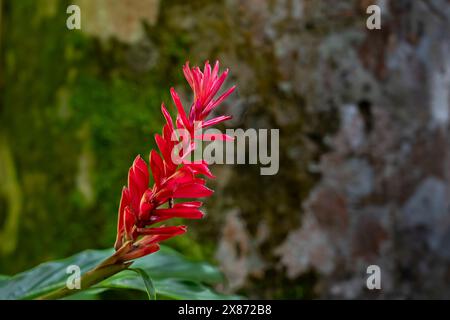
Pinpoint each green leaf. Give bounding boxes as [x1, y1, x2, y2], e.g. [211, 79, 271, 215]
[62, 288, 105, 300]
[0, 249, 106, 299]
[130, 268, 156, 300]
[98, 271, 240, 300]
[133, 246, 224, 285]
[0, 246, 241, 300]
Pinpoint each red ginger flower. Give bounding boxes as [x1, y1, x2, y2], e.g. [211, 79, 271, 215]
[114, 61, 235, 262]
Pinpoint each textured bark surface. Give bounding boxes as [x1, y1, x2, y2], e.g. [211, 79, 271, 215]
[192, 0, 450, 299]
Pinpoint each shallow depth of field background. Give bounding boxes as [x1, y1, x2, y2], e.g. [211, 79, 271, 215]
[1, 0, 449, 299]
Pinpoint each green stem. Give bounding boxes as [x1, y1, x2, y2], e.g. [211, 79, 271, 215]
[36, 262, 131, 300]
[36, 243, 134, 300]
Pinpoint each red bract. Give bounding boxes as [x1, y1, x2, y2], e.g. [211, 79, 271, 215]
[171, 61, 236, 140]
[114, 61, 235, 262]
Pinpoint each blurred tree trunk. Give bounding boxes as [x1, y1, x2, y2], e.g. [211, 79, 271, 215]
[187, 0, 450, 299]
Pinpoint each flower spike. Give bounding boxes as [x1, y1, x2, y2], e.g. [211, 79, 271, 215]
[114, 61, 235, 261]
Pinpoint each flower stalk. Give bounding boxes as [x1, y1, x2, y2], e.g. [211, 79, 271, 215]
[37, 241, 134, 300]
[35, 61, 236, 300]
